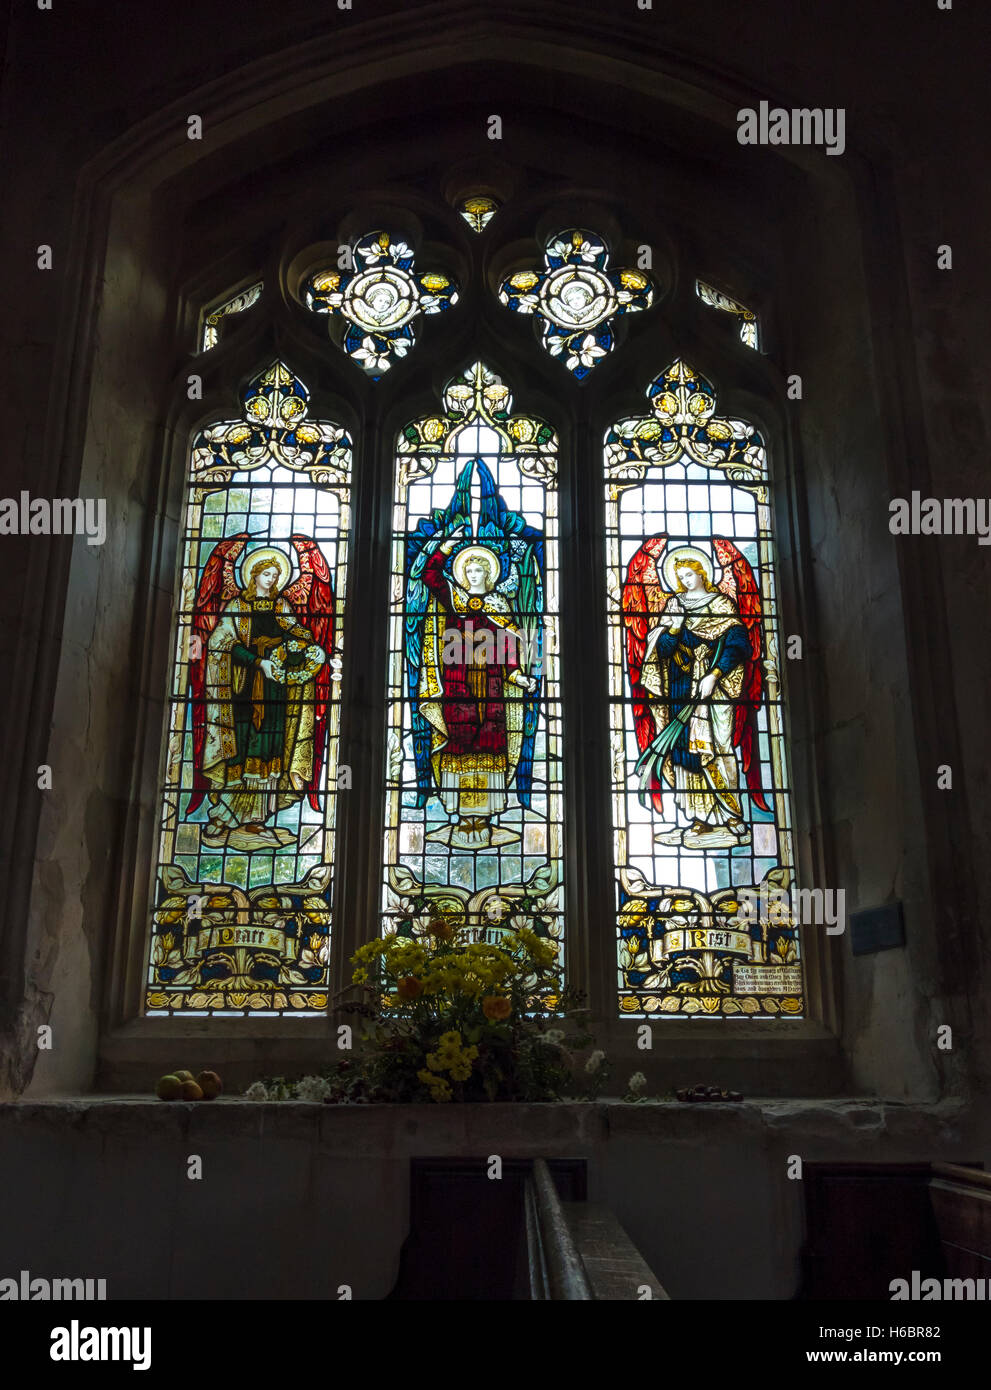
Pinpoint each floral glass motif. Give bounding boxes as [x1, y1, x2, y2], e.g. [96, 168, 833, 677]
[146, 362, 352, 1016]
[305, 232, 458, 378]
[605, 360, 801, 1019]
[383, 362, 564, 966]
[696, 280, 760, 350]
[499, 229, 654, 379]
[200, 282, 263, 352]
[458, 194, 500, 233]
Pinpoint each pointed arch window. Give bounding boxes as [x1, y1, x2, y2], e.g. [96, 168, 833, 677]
[382, 363, 564, 957]
[146, 362, 352, 1017]
[138, 198, 811, 1047]
[606, 361, 800, 1019]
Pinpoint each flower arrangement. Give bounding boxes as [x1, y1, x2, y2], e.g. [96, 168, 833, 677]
[248, 912, 611, 1103]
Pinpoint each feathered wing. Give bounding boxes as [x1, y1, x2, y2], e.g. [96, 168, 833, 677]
[621, 536, 669, 812]
[283, 536, 335, 810]
[712, 537, 770, 812]
[513, 541, 543, 808]
[405, 528, 442, 809]
[187, 534, 248, 815]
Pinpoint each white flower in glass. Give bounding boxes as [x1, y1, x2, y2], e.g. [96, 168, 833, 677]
[547, 235, 600, 264]
[352, 337, 392, 373]
[584, 1048, 606, 1074]
[566, 334, 608, 372]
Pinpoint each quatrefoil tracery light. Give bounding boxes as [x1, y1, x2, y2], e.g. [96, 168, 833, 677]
[305, 232, 459, 378]
[499, 230, 655, 379]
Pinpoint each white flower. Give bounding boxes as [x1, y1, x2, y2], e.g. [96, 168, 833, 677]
[627, 1071, 648, 1094]
[584, 1049, 606, 1074]
[296, 1075, 331, 1103]
[543, 1028, 566, 1046]
[244, 1081, 269, 1101]
[566, 334, 608, 372]
[547, 236, 600, 264]
[352, 336, 392, 373]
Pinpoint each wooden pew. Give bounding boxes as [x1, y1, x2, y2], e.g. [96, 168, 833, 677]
[929, 1162, 991, 1285]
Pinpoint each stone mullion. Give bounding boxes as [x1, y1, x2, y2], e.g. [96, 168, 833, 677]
[561, 390, 614, 1021]
[327, 403, 389, 1011]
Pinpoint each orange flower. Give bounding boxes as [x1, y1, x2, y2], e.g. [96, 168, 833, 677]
[482, 995, 511, 1021]
[429, 917, 454, 943]
[396, 976, 423, 1001]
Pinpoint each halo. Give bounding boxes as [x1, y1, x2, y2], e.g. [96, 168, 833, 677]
[661, 544, 719, 593]
[452, 544, 501, 592]
[240, 546, 292, 592]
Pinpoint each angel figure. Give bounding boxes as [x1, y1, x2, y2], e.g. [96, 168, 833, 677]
[408, 505, 541, 851]
[622, 536, 769, 850]
[186, 533, 335, 850]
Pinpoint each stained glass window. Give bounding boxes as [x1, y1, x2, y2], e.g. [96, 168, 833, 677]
[383, 362, 564, 962]
[458, 194, 500, 233]
[696, 279, 760, 350]
[304, 232, 458, 378]
[605, 360, 800, 1019]
[499, 229, 654, 378]
[146, 362, 352, 1016]
[200, 282, 263, 352]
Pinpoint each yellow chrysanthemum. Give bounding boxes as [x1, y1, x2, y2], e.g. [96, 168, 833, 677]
[417, 1069, 452, 1103]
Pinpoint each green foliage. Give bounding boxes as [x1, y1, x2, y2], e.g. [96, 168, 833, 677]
[252, 911, 609, 1104]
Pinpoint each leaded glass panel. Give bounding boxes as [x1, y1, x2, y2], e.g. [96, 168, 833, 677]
[146, 362, 351, 1016]
[383, 363, 564, 961]
[606, 361, 800, 1019]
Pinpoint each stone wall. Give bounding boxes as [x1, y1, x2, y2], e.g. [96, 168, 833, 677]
[0, 1098, 972, 1300]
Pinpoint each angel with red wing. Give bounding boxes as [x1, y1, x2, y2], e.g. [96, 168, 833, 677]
[621, 536, 769, 850]
[186, 534, 335, 850]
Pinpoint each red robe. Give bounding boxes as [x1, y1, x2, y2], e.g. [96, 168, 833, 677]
[421, 548, 521, 759]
